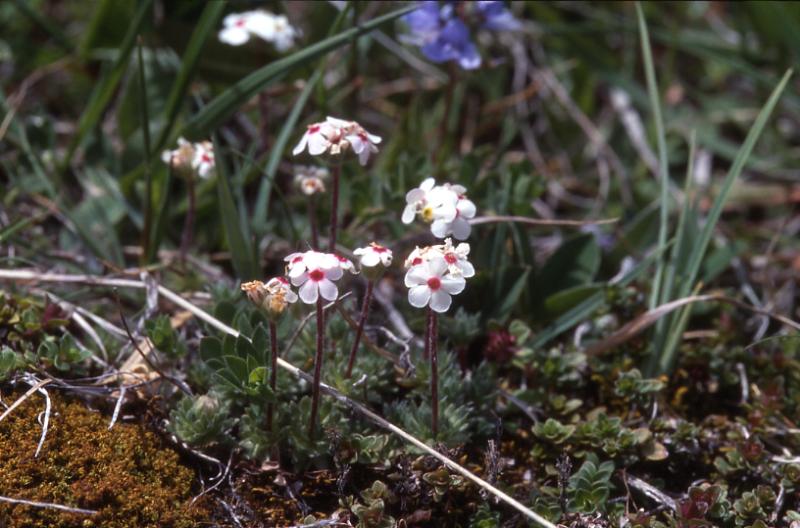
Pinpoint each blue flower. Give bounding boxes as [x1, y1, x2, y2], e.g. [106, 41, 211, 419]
[403, 1, 519, 70]
[476, 1, 521, 31]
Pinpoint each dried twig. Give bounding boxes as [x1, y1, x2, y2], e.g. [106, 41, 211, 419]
[0, 377, 52, 424]
[625, 474, 678, 512]
[0, 494, 97, 515]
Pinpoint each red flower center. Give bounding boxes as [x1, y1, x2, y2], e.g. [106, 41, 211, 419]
[373, 245, 387, 253]
[276, 277, 288, 284]
[444, 253, 457, 264]
[309, 269, 325, 282]
[292, 256, 303, 263]
[427, 277, 441, 291]
[308, 124, 321, 134]
[235, 19, 246, 27]
[201, 153, 212, 164]
[412, 257, 422, 266]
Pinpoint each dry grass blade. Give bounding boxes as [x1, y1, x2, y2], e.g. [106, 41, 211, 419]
[0, 268, 557, 528]
[0, 377, 52, 424]
[469, 215, 618, 227]
[585, 293, 800, 356]
[0, 494, 97, 515]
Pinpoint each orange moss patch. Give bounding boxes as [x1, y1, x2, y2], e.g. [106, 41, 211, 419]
[0, 391, 210, 528]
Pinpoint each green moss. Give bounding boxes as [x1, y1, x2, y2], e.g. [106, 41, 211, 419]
[0, 391, 209, 527]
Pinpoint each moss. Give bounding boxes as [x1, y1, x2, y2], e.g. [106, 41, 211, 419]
[0, 391, 209, 528]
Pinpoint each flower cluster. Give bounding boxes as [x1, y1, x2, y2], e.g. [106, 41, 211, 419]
[294, 166, 328, 196]
[354, 242, 393, 280]
[403, 1, 519, 70]
[292, 117, 382, 166]
[241, 277, 298, 320]
[219, 10, 298, 50]
[161, 138, 215, 178]
[402, 178, 476, 240]
[285, 250, 354, 304]
[404, 239, 472, 313]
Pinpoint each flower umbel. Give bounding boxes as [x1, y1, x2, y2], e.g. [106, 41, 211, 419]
[286, 250, 346, 304]
[219, 10, 298, 50]
[404, 254, 467, 313]
[161, 137, 215, 179]
[292, 117, 382, 166]
[241, 277, 298, 320]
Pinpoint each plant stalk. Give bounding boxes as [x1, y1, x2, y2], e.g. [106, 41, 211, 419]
[345, 280, 374, 378]
[308, 196, 319, 250]
[309, 297, 325, 438]
[328, 163, 341, 251]
[267, 321, 278, 432]
[179, 173, 196, 262]
[428, 307, 439, 439]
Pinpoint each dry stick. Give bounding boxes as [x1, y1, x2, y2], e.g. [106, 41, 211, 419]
[345, 280, 374, 378]
[0, 270, 557, 528]
[328, 164, 341, 252]
[267, 321, 278, 432]
[0, 378, 52, 424]
[429, 308, 439, 440]
[33, 381, 51, 458]
[469, 215, 618, 227]
[309, 297, 325, 438]
[0, 494, 97, 516]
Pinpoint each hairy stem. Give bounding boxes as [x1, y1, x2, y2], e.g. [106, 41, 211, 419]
[429, 308, 439, 439]
[345, 280, 374, 378]
[309, 297, 325, 438]
[328, 163, 341, 251]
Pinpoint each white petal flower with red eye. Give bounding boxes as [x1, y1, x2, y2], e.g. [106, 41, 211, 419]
[292, 117, 381, 164]
[344, 128, 382, 166]
[441, 238, 474, 278]
[292, 121, 336, 157]
[219, 12, 254, 45]
[290, 254, 344, 304]
[401, 178, 458, 226]
[404, 256, 466, 313]
[294, 166, 328, 196]
[219, 10, 298, 50]
[430, 189, 475, 240]
[191, 140, 215, 179]
[403, 244, 444, 269]
[354, 242, 393, 269]
[334, 254, 357, 274]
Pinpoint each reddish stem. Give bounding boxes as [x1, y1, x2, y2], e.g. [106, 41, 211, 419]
[328, 164, 341, 252]
[345, 280, 374, 378]
[267, 321, 278, 432]
[429, 308, 439, 439]
[308, 297, 325, 438]
[308, 196, 319, 250]
[179, 174, 195, 263]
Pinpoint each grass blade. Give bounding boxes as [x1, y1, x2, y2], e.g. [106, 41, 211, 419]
[214, 137, 258, 281]
[137, 37, 154, 263]
[636, 3, 671, 311]
[181, 4, 415, 138]
[653, 68, 793, 374]
[155, 1, 226, 151]
[63, 0, 154, 168]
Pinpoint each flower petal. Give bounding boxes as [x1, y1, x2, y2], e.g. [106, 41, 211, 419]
[219, 27, 249, 46]
[361, 251, 380, 268]
[428, 256, 448, 276]
[318, 279, 338, 301]
[401, 205, 416, 224]
[450, 217, 471, 240]
[430, 219, 450, 238]
[404, 266, 429, 287]
[408, 285, 431, 308]
[292, 134, 308, 156]
[429, 290, 452, 313]
[324, 266, 343, 280]
[459, 260, 475, 278]
[298, 280, 319, 304]
[441, 275, 465, 295]
[457, 198, 476, 218]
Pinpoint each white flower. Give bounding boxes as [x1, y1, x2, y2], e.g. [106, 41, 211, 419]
[402, 179, 475, 240]
[431, 194, 476, 240]
[241, 277, 298, 319]
[334, 254, 357, 274]
[401, 178, 457, 226]
[288, 251, 345, 304]
[161, 137, 194, 169]
[440, 238, 474, 277]
[403, 244, 441, 269]
[265, 276, 299, 303]
[219, 10, 298, 50]
[292, 117, 381, 166]
[354, 242, 393, 269]
[404, 256, 466, 313]
[191, 140, 215, 179]
[294, 166, 328, 196]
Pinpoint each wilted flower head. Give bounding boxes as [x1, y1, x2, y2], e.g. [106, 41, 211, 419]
[285, 250, 348, 304]
[219, 10, 298, 50]
[241, 277, 298, 320]
[162, 138, 215, 179]
[401, 178, 476, 240]
[402, 1, 519, 70]
[294, 166, 328, 196]
[292, 117, 382, 166]
[404, 252, 466, 313]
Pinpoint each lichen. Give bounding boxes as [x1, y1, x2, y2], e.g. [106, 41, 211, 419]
[0, 391, 209, 527]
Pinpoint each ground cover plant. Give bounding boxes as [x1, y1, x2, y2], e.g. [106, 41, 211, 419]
[1, 1, 799, 526]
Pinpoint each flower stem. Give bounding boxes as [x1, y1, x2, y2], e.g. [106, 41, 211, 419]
[309, 297, 325, 438]
[328, 163, 341, 252]
[429, 307, 439, 440]
[267, 321, 278, 432]
[345, 280, 374, 378]
[307, 196, 319, 250]
[179, 173, 196, 263]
